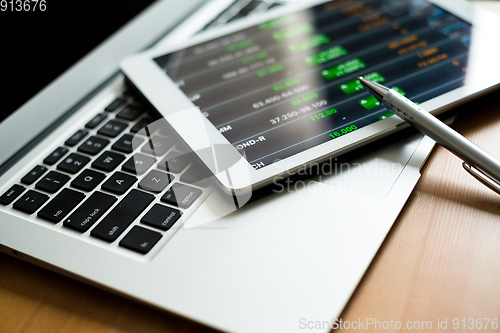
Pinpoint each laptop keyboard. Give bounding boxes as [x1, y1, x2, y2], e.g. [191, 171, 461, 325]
[0, 90, 214, 255]
[0, 0, 282, 256]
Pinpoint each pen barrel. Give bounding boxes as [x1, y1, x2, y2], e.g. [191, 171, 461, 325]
[384, 91, 500, 184]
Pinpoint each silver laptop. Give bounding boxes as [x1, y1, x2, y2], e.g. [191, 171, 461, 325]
[0, 0, 495, 332]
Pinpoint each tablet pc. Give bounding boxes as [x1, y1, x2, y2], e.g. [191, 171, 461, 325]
[121, 0, 500, 191]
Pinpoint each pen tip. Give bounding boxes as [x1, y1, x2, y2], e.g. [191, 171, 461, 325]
[358, 77, 389, 99]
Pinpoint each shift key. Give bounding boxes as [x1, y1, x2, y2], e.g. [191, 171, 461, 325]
[64, 191, 117, 233]
[91, 189, 154, 242]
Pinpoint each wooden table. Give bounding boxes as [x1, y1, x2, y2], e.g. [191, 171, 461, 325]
[2, 3, 500, 333]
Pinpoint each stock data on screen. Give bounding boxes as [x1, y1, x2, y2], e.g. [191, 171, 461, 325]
[155, 0, 471, 170]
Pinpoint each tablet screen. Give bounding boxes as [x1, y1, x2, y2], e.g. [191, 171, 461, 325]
[154, 0, 471, 170]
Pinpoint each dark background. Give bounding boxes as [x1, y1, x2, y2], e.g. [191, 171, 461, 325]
[0, 1, 155, 124]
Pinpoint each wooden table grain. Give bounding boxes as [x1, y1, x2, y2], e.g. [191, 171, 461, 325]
[339, 95, 500, 332]
[2, 3, 500, 332]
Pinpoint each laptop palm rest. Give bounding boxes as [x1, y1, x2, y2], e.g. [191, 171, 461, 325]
[160, 135, 433, 332]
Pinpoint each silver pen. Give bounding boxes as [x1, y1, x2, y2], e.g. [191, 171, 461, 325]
[358, 76, 500, 195]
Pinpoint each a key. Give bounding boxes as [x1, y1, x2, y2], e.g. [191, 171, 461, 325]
[91, 189, 154, 242]
[43, 147, 68, 165]
[141, 136, 172, 156]
[21, 165, 48, 185]
[112, 134, 144, 154]
[138, 170, 173, 193]
[119, 226, 162, 254]
[161, 183, 202, 209]
[97, 120, 128, 138]
[57, 153, 90, 174]
[91, 151, 125, 172]
[85, 113, 107, 129]
[35, 171, 70, 194]
[71, 169, 106, 192]
[63, 191, 117, 232]
[37, 188, 85, 223]
[122, 153, 156, 175]
[116, 105, 143, 121]
[0, 184, 25, 206]
[78, 136, 109, 155]
[105, 97, 126, 112]
[13, 190, 49, 214]
[65, 129, 88, 147]
[141, 204, 182, 231]
[180, 162, 213, 188]
[158, 151, 192, 173]
[101, 171, 137, 195]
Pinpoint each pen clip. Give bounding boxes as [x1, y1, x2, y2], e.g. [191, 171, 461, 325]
[462, 162, 500, 196]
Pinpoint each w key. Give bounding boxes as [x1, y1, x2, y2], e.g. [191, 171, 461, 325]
[38, 189, 85, 223]
[92, 151, 125, 172]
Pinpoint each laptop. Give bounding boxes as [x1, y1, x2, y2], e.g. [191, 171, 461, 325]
[0, 0, 497, 332]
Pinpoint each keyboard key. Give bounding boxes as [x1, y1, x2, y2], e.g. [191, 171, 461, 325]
[43, 147, 68, 165]
[101, 171, 136, 195]
[130, 117, 155, 134]
[180, 162, 213, 188]
[141, 136, 172, 156]
[91, 189, 154, 242]
[13, 190, 49, 214]
[85, 113, 107, 129]
[57, 153, 90, 174]
[97, 120, 128, 138]
[37, 189, 85, 223]
[159, 121, 175, 136]
[122, 153, 156, 175]
[112, 134, 144, 154]
[119, 226, 162, 254]
[141, 204, 182, 231]
[35, 171, 70, 194]
[116, 105, 143, 121]
[161, 184, 202, 209]
[0, 184, 25, 206]
[92, 151, 125, 172]
[65, 130, 88, 147]
[138, 170, 173, 193]
[63, 191, 117, 232]
[122, 88, 137, 98]
[21, 165, 48, 185]
[78, 136, 109, 156]
[158, 151, 192, 173]
[135, 117, 167, 136]
[105, 97, 126, 112]
[71, 169, 106, 192]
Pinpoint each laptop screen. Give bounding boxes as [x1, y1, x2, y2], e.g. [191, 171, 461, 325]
[1, 1, 154, 124]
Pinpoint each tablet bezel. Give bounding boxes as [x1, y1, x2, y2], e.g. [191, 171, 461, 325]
[121, 0, 500, 191]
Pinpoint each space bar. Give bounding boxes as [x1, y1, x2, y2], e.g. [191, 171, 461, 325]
[91, 189, 154, 243]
